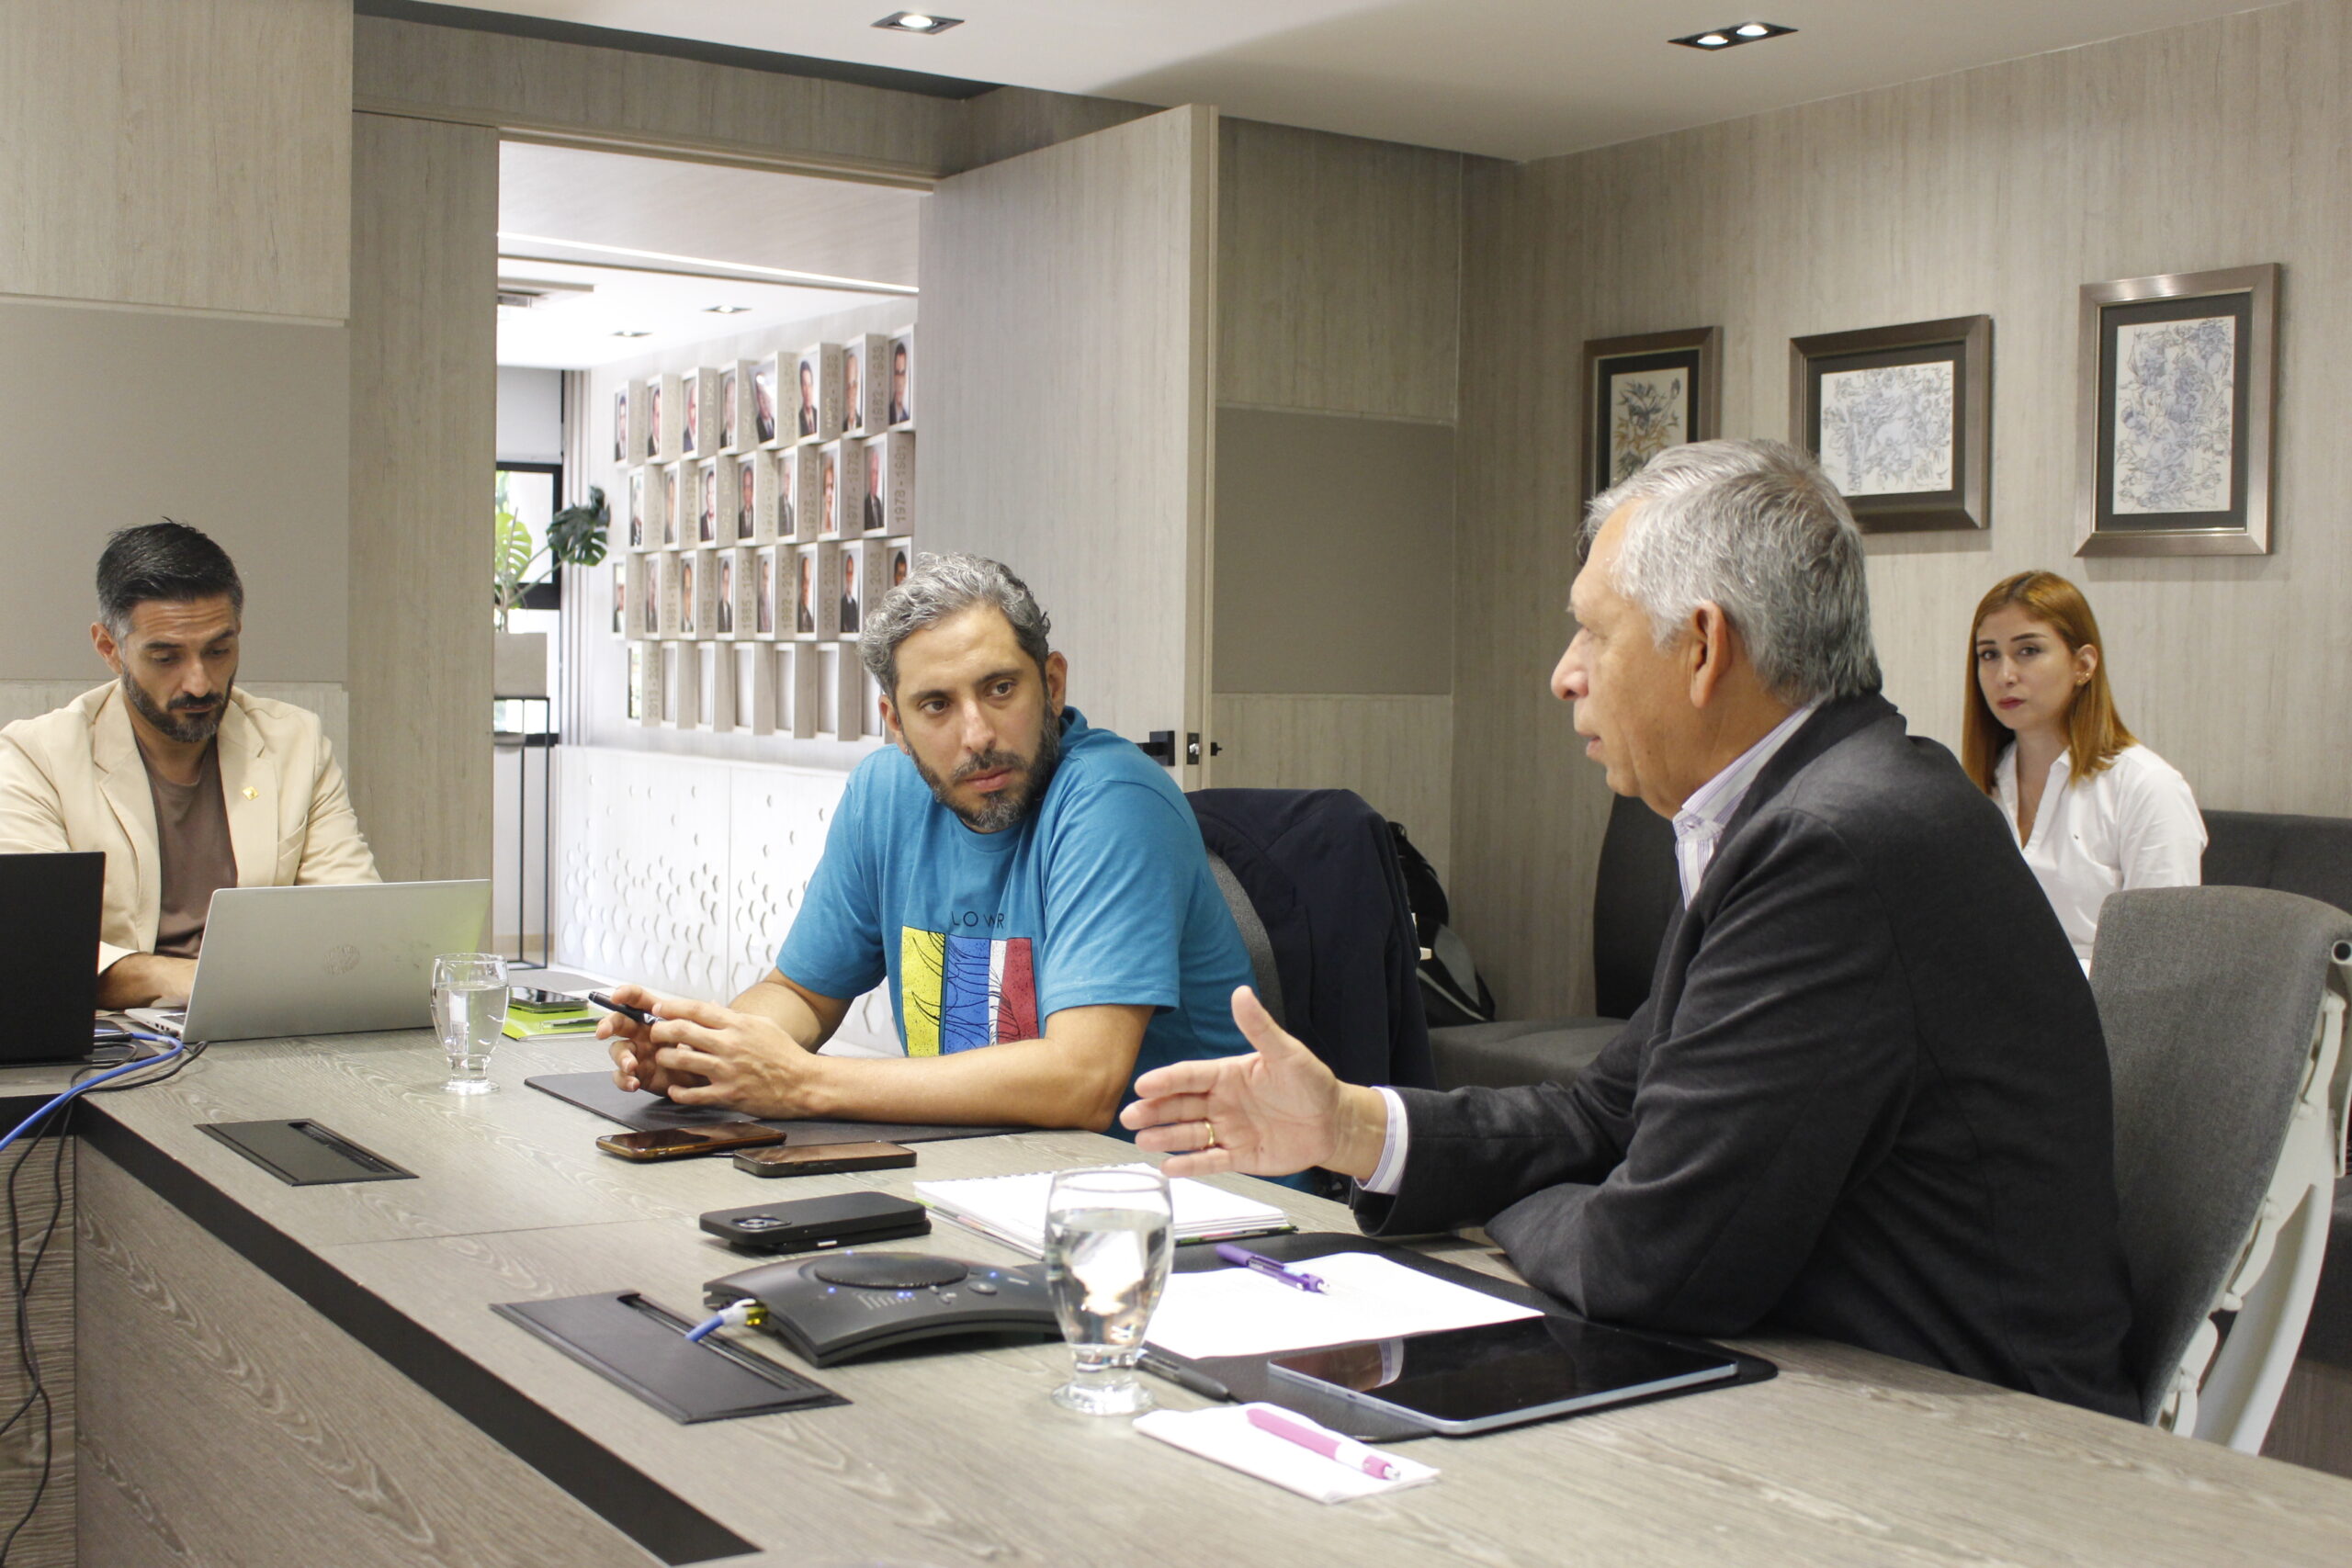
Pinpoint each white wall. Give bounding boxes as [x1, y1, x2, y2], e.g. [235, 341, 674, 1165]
[497, 367, 565, 465]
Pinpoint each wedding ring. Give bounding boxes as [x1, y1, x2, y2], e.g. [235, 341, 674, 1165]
[1201, 1119, 1218, 1150]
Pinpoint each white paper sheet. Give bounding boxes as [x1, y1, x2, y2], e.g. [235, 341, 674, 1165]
[1135, 1404, 1439, 1505]
[1144, 1251, 1539, 1360]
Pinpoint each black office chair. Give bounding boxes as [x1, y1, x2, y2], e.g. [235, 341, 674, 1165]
[1426, 793, 1676, 1091]
[1186, 788, 1437, 1091]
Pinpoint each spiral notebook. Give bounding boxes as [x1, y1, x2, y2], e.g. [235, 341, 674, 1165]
[912, 1165, 1295, 1257]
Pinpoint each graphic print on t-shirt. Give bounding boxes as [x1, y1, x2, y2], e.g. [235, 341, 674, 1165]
[899, 928, 1038, 1055]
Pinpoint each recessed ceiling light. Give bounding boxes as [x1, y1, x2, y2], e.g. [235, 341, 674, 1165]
[873, 11, 962, 33]
[1670, 21, 1796, 51]
[612, 330, 652, 338]
[704, 305, 752, 314]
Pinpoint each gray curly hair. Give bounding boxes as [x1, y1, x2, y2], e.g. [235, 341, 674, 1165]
[858, 552, 1053, 697]
[1584, 438, 1881, 705]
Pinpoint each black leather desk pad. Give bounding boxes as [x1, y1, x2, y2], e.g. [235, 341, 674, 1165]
[525, 1070, 1022, 1146]
[199, 1119, 417, 1186]
[1158, 1231, 1777, 1442]
[493, 1291, 845, 1423]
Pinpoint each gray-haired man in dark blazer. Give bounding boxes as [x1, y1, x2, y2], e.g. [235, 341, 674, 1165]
[1125, 438, 2138, 1418]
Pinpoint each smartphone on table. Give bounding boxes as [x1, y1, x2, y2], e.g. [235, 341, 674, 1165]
[594, 1124, 787, 1162]
[732, 1141, 916, 1178]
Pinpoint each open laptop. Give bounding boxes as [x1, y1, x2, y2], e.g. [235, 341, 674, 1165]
[129, 880, 492, 1043]
[0, 851, 106, 1065]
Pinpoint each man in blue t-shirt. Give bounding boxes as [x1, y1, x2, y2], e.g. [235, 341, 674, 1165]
[600, 554, 1254, 1132]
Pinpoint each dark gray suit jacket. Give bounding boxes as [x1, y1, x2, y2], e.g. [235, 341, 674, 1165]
[1358, 694, 2138, 1417]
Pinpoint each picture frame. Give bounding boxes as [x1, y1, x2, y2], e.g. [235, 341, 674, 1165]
[2075, 264, 2278, 557]
[1583, 327, 1720, 503]
[887, 328, 914, 429]
[1789, 314, 1991, 532]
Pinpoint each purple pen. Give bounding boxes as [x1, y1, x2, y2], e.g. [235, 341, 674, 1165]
[1214, 1243, 1326, 1293]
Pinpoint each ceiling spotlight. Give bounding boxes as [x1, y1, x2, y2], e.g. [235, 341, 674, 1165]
[704, 305, 752, 314]
[873, 11, 962, 33]
[612, 330, 652, 338]
[1670, 21, 1796, 50]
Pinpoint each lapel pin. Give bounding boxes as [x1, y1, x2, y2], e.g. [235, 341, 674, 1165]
[243, 786, 258, 799]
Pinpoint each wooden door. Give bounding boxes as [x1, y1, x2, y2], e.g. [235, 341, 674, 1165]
[917, 105, 1217, 783]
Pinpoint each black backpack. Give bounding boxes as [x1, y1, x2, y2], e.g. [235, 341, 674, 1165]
[1388, 821, 1496, 1029]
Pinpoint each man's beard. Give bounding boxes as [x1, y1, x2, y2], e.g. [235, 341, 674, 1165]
[913, 705, 1064, 833]
[123, 673, 227, 745]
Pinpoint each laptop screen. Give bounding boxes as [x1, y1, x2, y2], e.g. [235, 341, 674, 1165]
[0, 852, 103, 1064]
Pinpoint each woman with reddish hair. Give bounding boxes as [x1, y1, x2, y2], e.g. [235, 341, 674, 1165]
[1964, 570, 2204, 970]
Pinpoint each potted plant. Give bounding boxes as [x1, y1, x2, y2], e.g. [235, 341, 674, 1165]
[493, 483, 610, 698]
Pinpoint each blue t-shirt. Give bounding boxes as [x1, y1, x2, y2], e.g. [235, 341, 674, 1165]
[778, 707, 1253, 1121]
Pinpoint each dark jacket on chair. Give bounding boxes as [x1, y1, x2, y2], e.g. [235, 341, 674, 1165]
[1188, 788, 1438, 1092]
[1355, 694, 2140, 1417]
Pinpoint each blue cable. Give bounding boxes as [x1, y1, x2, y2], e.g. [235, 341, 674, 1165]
[684, 1300, 762, 1342]
[0, 1039, 187, 1160]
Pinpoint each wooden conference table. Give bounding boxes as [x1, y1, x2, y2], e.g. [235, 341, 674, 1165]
[5, 1028, 2351, 1568]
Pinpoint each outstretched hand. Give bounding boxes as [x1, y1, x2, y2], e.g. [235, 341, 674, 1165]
[1120, 987, 1387, 1180]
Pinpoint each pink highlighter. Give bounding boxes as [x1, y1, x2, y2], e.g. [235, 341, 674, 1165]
[1245, 1405, 1402, 1482]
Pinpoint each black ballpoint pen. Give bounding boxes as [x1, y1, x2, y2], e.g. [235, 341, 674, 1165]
[1138, 1351, 1231, 1402]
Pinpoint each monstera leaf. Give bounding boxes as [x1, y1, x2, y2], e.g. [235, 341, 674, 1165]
[492, 496, 534, 631]
[548, 485, 610, 570]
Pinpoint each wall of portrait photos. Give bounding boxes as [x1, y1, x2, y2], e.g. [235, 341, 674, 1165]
[579, 300, 918, 761]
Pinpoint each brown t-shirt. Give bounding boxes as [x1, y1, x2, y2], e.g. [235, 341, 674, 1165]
[141, 739, 237, 959]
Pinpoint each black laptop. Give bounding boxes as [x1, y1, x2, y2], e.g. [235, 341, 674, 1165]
[0, 852, 105, 1065]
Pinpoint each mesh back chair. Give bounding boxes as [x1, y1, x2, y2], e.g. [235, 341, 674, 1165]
[1427, 793, 1676, 1090]
[2091, 886, 2352, 1448]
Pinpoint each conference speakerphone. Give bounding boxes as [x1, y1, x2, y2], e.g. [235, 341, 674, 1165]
[703, 1250, 1061, 1366]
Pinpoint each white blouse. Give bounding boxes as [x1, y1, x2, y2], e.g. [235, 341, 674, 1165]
[1995, 742, 2206, 971]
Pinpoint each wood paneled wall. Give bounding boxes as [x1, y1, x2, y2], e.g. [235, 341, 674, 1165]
[1217, 120, 1464, 423]
[1212, 694, 1456, 882]
[1451, 0, 2352, 1018]
[1207, 122, 1467, 855]
[0, 0, 350, 319]
[921, 107, 1218, 753]
[348, 113, 498, 883]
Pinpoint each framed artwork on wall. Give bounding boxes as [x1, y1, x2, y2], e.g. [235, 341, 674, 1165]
[2075, 264, 2278, 556]
[1582, 326, 1720, 503]
[1789, 314, 1991, 532]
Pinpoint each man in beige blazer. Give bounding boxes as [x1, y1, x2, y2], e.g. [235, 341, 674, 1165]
[0, 523, 378, 1008]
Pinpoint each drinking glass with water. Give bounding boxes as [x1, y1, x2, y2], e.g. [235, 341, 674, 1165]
[1043, 1165, 1174, 1415]
[432, 953, 508, 1095]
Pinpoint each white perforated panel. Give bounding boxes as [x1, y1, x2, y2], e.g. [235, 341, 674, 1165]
[556, 747, 899, 1052]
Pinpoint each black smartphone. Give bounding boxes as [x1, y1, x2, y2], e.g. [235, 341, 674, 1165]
[733, 1141, 917, 1178]
[595, 1125, 787, 1162]
[509, 987, 579, 1013]
[588, 990, 656, 1026]
[699, 1191, 930, 1253]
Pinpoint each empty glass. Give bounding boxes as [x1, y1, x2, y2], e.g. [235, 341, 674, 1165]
[431, 953, 508, 1095]
[1042, 1165, 1174, 1416]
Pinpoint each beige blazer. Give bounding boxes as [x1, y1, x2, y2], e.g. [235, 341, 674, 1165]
[0, 684, 379, 971]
